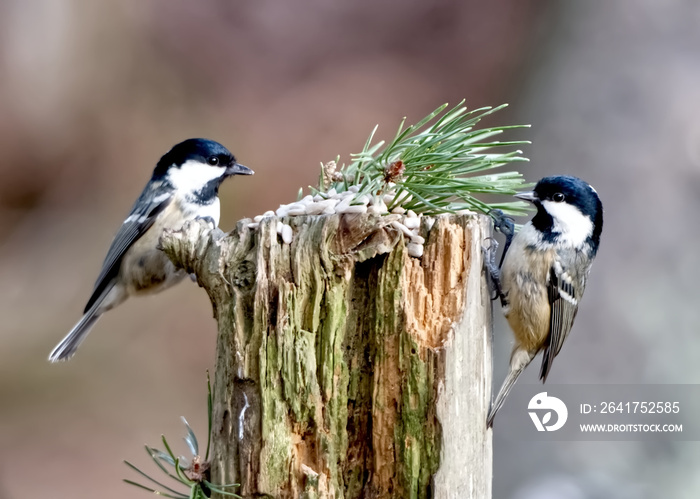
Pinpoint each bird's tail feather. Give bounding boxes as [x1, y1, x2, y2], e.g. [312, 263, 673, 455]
[487, 367, 524, 428]
[48, 307, 102, 362]
[487, 348, 535, 427]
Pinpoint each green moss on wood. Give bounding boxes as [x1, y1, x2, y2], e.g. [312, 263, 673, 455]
[161, 214, 485, 498]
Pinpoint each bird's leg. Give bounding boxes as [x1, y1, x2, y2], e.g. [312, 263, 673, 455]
[484, 210, 515, 307]
[483, 209, 515, 305]
[489, 209, 515, 267]
[483, 237, 505, 304]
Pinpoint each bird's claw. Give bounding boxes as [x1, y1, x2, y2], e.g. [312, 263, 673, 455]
[482, 241, 504, 302]
[195, 216, 217, 230]
[489, 209, 515, 239]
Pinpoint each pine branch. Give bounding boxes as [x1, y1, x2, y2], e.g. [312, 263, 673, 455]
[312, 101, 532, 217]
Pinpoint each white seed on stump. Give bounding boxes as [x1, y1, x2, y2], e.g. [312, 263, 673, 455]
[280, 224, 293, 244]
[407, 242, 424, 258]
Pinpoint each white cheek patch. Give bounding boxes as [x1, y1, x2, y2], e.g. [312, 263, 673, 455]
[542, 200, 593, 247]
[166, 159, 225, 193]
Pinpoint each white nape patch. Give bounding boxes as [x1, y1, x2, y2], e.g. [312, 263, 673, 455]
[166, 159, 225, 193]
[542, 200, 593, 247]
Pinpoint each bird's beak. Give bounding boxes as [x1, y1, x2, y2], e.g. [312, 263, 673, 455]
[514, 190, 538, 203]
[227, 163, 254, 176]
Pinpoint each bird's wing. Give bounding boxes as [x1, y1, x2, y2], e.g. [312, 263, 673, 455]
[84, 182, 172, 312]
[539, 251, 589, 382]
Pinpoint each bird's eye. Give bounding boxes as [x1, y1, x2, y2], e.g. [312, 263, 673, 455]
[207, 156, 219, 166]
[552, 192, 565, 202]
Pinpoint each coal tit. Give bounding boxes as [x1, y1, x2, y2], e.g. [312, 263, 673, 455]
[486, 175, 603, 427]
[48, 138, 253, 362]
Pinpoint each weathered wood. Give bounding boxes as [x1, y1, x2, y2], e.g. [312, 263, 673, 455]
[161, 213, 492, 499]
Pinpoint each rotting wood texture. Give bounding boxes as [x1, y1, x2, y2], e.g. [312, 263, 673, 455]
[161, 213, 492, 499]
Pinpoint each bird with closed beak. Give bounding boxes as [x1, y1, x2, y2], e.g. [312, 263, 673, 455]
[486, 175, 603, 427]
[49, 138, 253, 362]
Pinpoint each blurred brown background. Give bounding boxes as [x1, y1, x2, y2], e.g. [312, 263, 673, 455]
[1, 1, 699, 498]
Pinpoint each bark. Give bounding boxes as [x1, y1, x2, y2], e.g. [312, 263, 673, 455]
[161, 213, 493, 499]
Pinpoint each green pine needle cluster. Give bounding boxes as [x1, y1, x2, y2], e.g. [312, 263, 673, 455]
[313, 100, 532, 217]
[124, 375, 239, 498]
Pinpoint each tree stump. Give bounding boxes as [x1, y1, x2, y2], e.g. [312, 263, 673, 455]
[161, 212, 493, 499]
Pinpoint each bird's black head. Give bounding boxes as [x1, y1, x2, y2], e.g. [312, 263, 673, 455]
[517, 175, 603, 251]
[152, 138, 253, 179]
